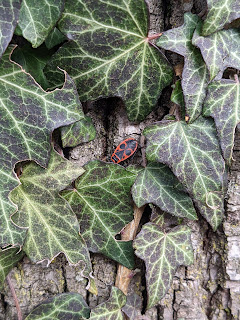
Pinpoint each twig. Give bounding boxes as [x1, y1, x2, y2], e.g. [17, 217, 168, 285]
[6, 274, 22, 320]
[146, 33, 162, 41]
[115, 205, 145, 295]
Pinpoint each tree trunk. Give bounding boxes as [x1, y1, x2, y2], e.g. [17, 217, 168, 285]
[1, 1, 239, 319]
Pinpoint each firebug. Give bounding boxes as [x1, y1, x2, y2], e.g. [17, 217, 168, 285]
[111, 138, 138, 164]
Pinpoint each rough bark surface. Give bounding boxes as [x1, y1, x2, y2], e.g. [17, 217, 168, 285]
[1, 1, 239, 319]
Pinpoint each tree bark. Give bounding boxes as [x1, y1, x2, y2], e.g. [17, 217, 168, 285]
[1, 1, 239, 319]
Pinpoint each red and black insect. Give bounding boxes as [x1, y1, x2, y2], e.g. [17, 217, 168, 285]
[111, 138, 138, 164]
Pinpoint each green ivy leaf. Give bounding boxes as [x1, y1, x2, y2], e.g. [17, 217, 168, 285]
[10, 149, 92, 276]
[11, 43, 55, 90]
[62, 160, 136, 269]
[25, 293, 90, 320]
[90, 287, 126, 320]
[0, 248, 24, 289]
[45, 0, 173, 122]
[0, 47, 84, 247]
[171, 80, 185, 110]
[134, 223, 193, 309]
[121, 293, 142, 320]
[193, 28, 240, 80]
[202, 0, 240, 36]
[157, 13, 209, 123]
[203, 79, 240, 165]
[0, 0, 21, 57]
[144, 117, 225, 230]
[45, 27, 67, 50]
[61, 116, 96, 148]
[18, 0, 64, 48]
[132, 163, 197, 220]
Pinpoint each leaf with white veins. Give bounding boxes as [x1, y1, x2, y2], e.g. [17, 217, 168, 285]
[45, 27, 66, 50]
[204, 79, 240, 165]
[132, 163, 197, 220]
[0, 46, 84, 247]
[45, 0, 173, 122]
[62, 160, 136, 269]
[25, 293, 90, 320]
[90, 287, 126, 320]
[157, 13, 209, 122]
[122, 293, 142, 320]
[10, 148, 92, 278]
[0, 248, 24, 288]
[61, 116, 96, 148]
[11, 43, 55, 90]
[144, 117, 225, 230]
[0, 0, 21, 58]
[18, 0, 64, 48]
[202, 0, 240, 36]
[134, 223, 193, 309]
[193, 28, 240, 80]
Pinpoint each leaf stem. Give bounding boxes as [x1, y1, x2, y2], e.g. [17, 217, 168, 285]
[146, 33, 162, 41]
[6, 274, 22, 320]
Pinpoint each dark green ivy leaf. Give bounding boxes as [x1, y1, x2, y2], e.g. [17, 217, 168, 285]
[202, 0, 240, 36]
[0, 0, 21, 58]
[204, 79, 240, 165]
[121, 293, 142, 320]
[144, 117, 225, 230]
[10, 149, 92, 278]
[157, 13, 209, 123]
[11, 43, 55, 90]
[0, 46, 84, 247]
[18, 0, 64, 48]
[171, 80, 185, 110]
[132, 163, 197, 220]
[25, 293, 90, 320]
[134, 224, 193, 309]
[0, 248, 24, 289]
[62, 160, 136, 269]
[193, 28, 240, 80]
[45, 27, 67, 50]
[89, 287, 126, 320]
[61, 116, 96, 148]
[45, 0, 173, 122]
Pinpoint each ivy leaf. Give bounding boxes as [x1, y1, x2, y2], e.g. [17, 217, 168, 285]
[203, 79, 240, 165]
[89, 287, 126, 320]
[10, 149, 92, 276]
[0, 248, 25, 288]
[134, 223, 193, 309]
[171, 80, 185, 110]
[122, 293, 142, 320]
[45, 28, 67, 50]
[45, 0, 173, 122]
[62, 160, 136, 269]
[157, 13, 209, 123]
[0, 46, 84, 247]
[193, 28, 240, 80]
[25, 293, 90, 320]
[0, 0, 21, 58]
[132, 163, 197, 220]
[61, 116, 96, 148]
[144, 117, 225, 230]
[18, 0, 64, 48]
[202, 0, 240, 36]
[11, 43, 55, 89]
